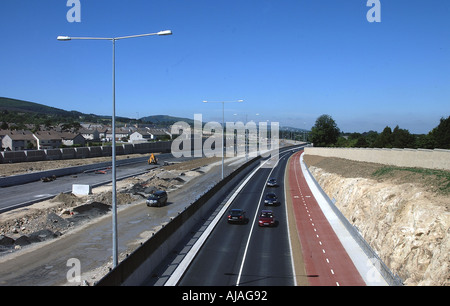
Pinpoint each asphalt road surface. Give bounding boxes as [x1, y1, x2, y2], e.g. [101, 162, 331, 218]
[0, 153, 193, 213]
[177, 149, 298, 286]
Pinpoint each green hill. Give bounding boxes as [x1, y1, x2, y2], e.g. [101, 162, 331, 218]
[140, 114, 196, 126]
[0, 97, 195, 127]
[0, 97, 80, 116]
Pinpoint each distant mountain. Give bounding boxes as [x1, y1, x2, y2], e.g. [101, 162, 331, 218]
[0, 97, 83, 117]
[280, 125, 310, 132]
[140, 115, 197, 126]
[0, 97, 195, 126]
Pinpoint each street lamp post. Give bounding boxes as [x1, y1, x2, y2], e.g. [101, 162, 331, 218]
[57, 30, 172, 268]
[202, 99, 244, 179]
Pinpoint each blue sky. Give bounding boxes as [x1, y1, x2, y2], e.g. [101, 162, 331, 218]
[1, 0, 449, 134]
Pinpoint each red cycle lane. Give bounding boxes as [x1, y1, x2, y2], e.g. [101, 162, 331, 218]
[288, 151, 365, 286]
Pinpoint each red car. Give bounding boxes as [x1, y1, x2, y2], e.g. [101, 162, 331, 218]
[258, 210, 275, 227]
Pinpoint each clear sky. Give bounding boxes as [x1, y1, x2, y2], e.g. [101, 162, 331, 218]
[1, 0, 449, 134]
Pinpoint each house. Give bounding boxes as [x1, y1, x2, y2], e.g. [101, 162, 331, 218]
[1, 130, 37, 151]
[33, 131, 85, 149]
[97, 127, 108, 141]
[129, 129, 153, 143]
[79, 128, 100, 142]
[129, 128, 170, 143]
[60, 132, 86, 147]
[105, 127, 131, 142]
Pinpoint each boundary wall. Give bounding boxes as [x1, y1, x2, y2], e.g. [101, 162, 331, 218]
[0, 141, 173, 164]
[304, 147, 450, 171]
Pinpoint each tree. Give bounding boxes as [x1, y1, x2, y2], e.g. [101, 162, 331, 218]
[373, 126, 392, 148]
[429, 116, 450, 149]
[392, 125, 415, 148]
[310, 114, 340, 147]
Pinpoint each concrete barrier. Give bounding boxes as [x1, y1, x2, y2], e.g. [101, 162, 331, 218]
[88, 146, 102, 158]
[74, 147, 90, 159]
[24, 150, 46, 162]
[60, 148, 76, 160]
[72, 184, 92, 195]
[304, 147, 450, 171]
[100, 146, 112, 157]
[122, 144, 134, 155]
[0, 141, 174, 164]
[1, 151, 27, 163]
[45, 149, 62, 160]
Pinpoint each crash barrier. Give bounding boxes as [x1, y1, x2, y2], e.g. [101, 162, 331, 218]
[96, 155, 263, 286]
[302, 156, 404, 286]
[304, 147, 450, 171]
[0, 141, 173, 164]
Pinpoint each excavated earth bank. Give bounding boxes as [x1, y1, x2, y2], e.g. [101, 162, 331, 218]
[304, 155, 449, 286]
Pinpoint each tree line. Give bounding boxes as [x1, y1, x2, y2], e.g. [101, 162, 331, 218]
[309, 114, 450, 150]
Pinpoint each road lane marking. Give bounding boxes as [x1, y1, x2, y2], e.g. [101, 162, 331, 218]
[165, 155, 273, 286]
[236, 150, 292, 286]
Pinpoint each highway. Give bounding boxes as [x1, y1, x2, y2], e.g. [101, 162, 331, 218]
[154, 145, 367, 286]
[0, 153, 194, 213]
[177, 148, 298, 286]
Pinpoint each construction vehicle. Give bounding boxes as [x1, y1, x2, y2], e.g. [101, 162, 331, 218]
[148, 153, 158, 165]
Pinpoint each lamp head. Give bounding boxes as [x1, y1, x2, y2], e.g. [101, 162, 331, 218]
[157, 30, 172, 36]
[57, 36, 71, 41]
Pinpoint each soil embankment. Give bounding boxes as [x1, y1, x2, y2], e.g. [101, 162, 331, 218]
[304, 155, 449, 286]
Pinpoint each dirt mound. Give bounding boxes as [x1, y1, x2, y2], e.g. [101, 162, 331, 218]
[51, 192, 84, 207]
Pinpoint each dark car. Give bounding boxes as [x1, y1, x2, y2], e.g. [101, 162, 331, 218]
[146, 190, 168, 207]
[258, 210, 275, 227]
[264, 192, 279, 206]
[266, 178, 278, 187]
[227, 209, 247, 224]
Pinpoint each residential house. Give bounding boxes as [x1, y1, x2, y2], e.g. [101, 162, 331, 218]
[60, 132, 86, 147]
[79, 128, 100, 142]
[1, 130, 37, 151]
[105, 127, 132, 142]
[33, 131, 85, 149]
[129, 128, 170, 143]
[129, 129, 153, 143]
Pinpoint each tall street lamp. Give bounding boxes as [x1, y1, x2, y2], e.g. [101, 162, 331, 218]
[202, 99, 244, 179]
[57, 30, 172, 268]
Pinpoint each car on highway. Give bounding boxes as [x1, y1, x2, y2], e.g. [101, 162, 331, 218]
[146, 190, 168, 207]
[227, 209, 247, 224]
[266, 178, 278, 187]
[258, 210, 276, 227]
[263, 192, 279, 206]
